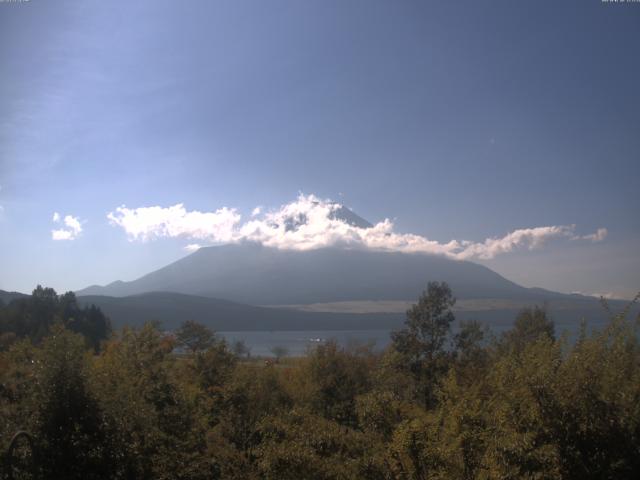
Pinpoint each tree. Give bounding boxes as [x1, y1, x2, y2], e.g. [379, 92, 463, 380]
[270, 346, 289, 361]
[0, 287, 111, 350]
[28, 285, 59, 342]
[33, 324, 112, 479]
[91, 323, 211, 479]
[207, 364, 291, 479]
[500, 305, 554, 352]
[232, 339, 251, 359]
[175, 320, 215, 353]
[297, 340, 374, 427]
[390, 281, 456, 408]
[453, 320, 490, 383]
[256, 409, 384, 480]
[193, 339, 237, 395]
[392, 282, 456, 359]
[454, 320, 487, 355]
[60, 292, 111, 352]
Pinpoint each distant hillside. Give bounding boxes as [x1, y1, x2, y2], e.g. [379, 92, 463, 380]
[0, 289, 29, 305]
[77, 243, 577, 305]
[75, 291, 635, 333]
[1, 287, 630, 333]
[77, 292, 405, 331]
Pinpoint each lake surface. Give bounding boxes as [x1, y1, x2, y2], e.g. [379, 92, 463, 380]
[218, 318, 611, 357]
[218, 329, 392, 357]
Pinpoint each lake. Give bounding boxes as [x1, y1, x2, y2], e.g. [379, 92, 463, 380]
[218, 317, 612, 357]
[218, 329, 392, 357]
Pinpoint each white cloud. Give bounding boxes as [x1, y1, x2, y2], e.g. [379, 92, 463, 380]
[51, 213, 83, 241]
[107, 194, 607, 260]
[452, 225, 576, 260]
[52, 229, 75, 241]
[234, 195, 588, 259]
[107, 204, 240, 242]
[184, 243, 202, 252]
[575, 228, 608, 243]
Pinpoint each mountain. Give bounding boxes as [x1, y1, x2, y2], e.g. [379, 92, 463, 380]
[75, 201, 632, 324]
[78, 243, 593, 306]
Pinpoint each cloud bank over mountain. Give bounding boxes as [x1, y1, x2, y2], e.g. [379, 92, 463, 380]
[107, 194, 606, 260]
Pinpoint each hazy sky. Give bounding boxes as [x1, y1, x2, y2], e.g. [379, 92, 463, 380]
[1, 0, 639, 299]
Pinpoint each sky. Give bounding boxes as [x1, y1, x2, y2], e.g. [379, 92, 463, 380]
[0, 0, 639, 299]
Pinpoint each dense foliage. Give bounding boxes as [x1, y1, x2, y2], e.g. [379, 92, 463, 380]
[0, 286, 111, 352]
[1, 282, 639, 479]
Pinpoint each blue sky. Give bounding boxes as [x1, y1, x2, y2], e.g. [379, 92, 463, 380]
[1, 0, 638, 299]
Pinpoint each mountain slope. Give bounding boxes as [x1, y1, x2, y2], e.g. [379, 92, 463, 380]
[78, 243, 583, 305]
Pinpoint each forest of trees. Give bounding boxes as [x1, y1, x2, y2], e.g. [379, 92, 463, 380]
[1, 283, 639, 479]
[0, 286, 111, 352]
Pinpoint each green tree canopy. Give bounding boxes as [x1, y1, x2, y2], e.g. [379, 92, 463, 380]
[175, 320, 216, 353]
[500, 305, 555, 352]
[390, 281, 456, 408]
[0, 286, 111, 351]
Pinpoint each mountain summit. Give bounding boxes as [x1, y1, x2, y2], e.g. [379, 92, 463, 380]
[327, 205, 373, 229]
[78, 202, 615, 316]
[275, 203, 372, 232]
